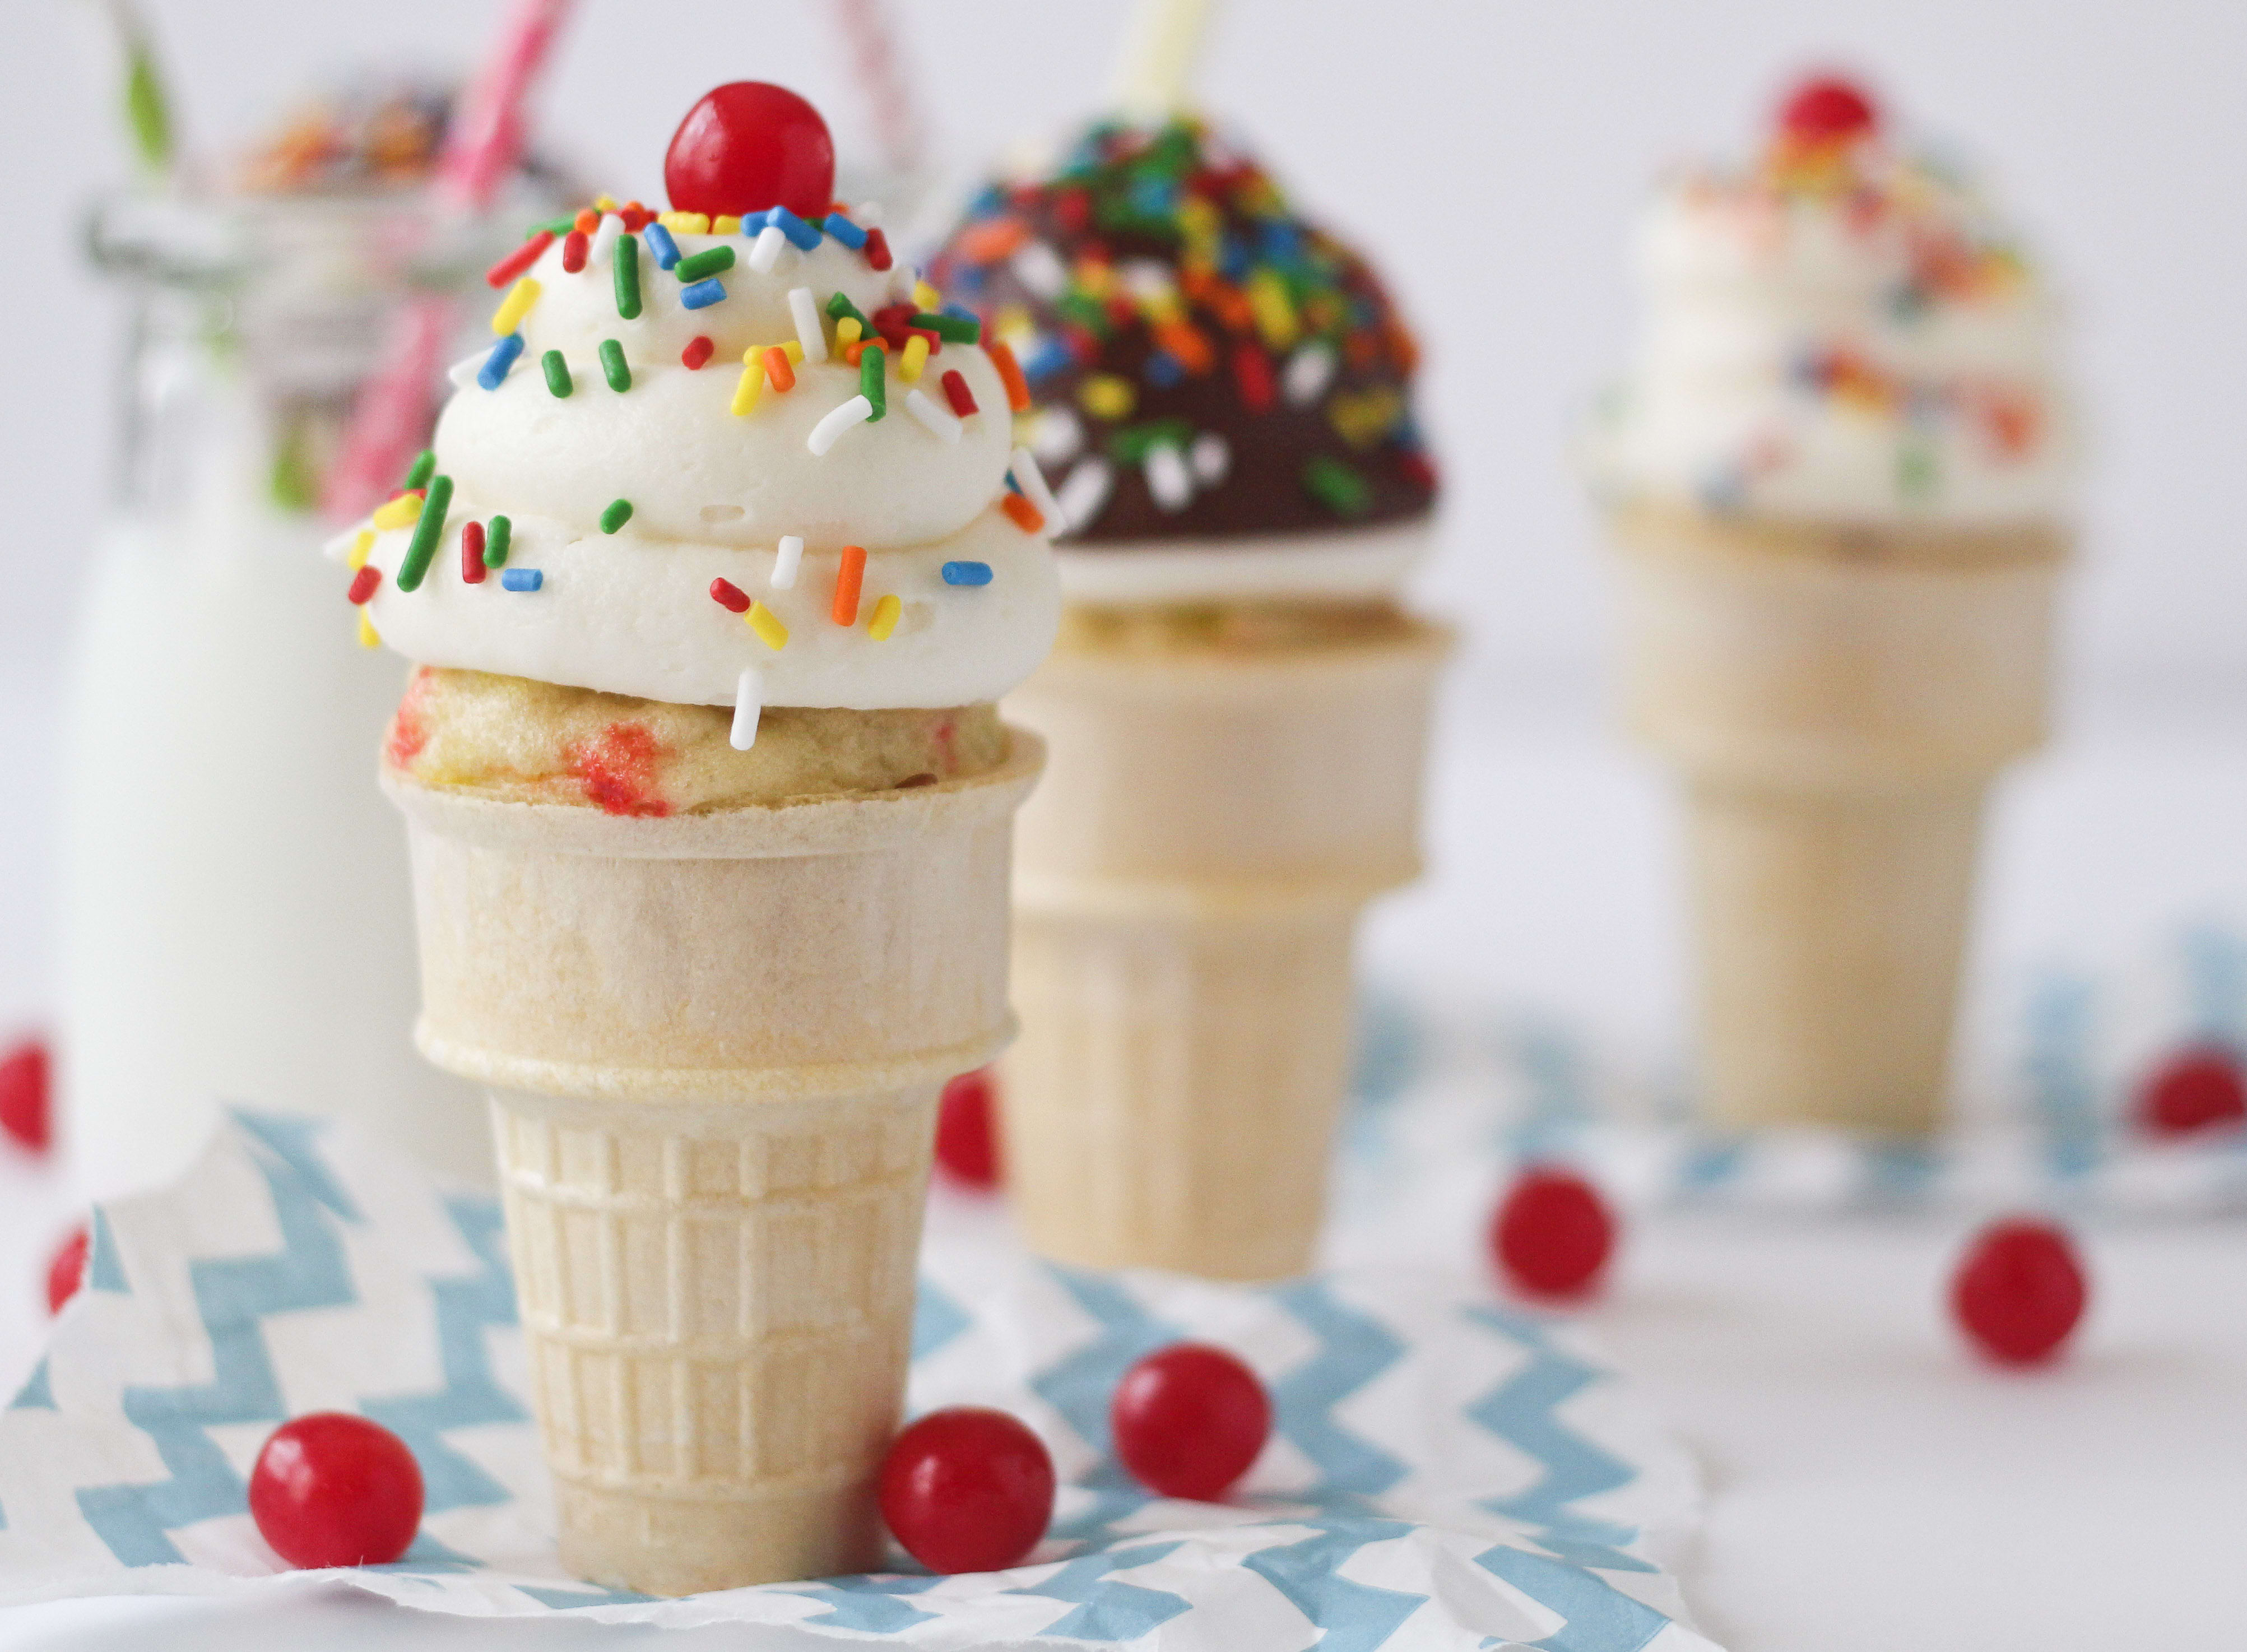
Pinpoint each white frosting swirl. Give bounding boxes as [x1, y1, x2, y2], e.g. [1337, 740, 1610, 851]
[335, 228, 1059, 708]
[1586, 145, 2075, 525]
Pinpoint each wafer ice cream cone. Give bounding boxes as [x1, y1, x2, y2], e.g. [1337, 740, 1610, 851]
[932, 116, 1446, 1277]
[1586, 77, 2076, 1135]
[388, 739, 1038, 1590]
[329, 85, 1059, 1591]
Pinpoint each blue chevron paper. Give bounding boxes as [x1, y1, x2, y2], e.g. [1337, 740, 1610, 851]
[1327, 922, 2247, 1233]
[0, 1114, 1715, 1650]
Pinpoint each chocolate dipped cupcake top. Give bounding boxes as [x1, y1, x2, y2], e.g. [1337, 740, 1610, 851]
[931, 116, 1437, 604]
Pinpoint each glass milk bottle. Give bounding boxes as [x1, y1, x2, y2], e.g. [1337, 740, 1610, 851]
[64, 191, 522, 1195]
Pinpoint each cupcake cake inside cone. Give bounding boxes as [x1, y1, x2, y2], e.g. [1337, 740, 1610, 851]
[337, 86, 1058, 813]
[335, 83, 1060, 1593]
[930, 115, 1437, 646]
[1589, 76, 2076, 1138]
[937, 113, 1447, 1280]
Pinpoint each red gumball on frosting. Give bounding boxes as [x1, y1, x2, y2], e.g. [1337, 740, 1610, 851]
[1777, 74, 1880, 145]
[664, 82, 835, 219]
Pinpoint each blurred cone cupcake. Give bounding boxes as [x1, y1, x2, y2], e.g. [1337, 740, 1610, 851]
[1585, 76, 2074, 1135]
[931, 117, 1446, 1280]
[341, 83, 1057, 1592]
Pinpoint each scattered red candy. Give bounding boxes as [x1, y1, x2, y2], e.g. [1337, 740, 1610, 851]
[879, 1407, 1053, 1573]
[1778, 74, 1880, 145]
[663, 82, 835, 220]
[0, 1038, 50, 1154]
[45, 1223, 88, 1316]
[681, 335, 716, 371]
[2134, 1045, 2247, 1137]
[1951, 1217, 2087, 1366]
[248, 1413, 424, 1569]
[1490, 1167, 1616, 1300]
[935, 1068, 1001, 1189]
[1111, 1344, 1271, 1501]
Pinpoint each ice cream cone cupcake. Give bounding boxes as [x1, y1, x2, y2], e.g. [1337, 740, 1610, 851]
[1585, 77, 2074, 1136]
[931, 117, 1446, 1280]
[333, 83, 1057, 1593]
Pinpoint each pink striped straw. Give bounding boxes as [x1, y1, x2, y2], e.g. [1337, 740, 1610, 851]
[830, 0, 930, 180]
[322, 0, 574, 521]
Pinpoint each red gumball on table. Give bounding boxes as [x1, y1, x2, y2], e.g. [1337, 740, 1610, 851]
[248, 1413, 425, 1569]
[0, 1037, 50, 1154]
[1111, 1343, 1271, 1502]
[879, 1407, 1054, 1574]
[935, 1068, 1002, 1189]
[45, 1223, 88, 1316]
[2134, 1045, 2247, 1137]
[664, 82, 835, 219]
[1490, 1166, 1617, 1301]
[1951, 1217, 2088, 1366]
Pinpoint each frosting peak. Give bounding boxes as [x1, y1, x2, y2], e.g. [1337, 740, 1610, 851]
[1588, 83, 2074, 526]
[332, 193, 1059, 713]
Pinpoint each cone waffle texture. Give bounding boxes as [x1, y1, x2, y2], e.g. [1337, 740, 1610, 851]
[386, 734, 1042, 1594]
[1610, 505, 2066, 1134]
[1004, 627, 1447, 1279]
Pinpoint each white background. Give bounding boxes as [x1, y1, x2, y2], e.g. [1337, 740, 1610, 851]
[2, 7, 2247, 1648]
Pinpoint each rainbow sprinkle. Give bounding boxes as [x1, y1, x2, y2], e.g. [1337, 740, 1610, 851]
[675, 245, 735, 282]
[491, 278, 541, 336]
[745, 600, 789, 649]
[478, 333, 524, 389]
[599, 338, 630, 392]
[832, 544, 866, 625]
[394, 474, 452, 591]
[614, 234, 642, 319]
[371, 490, 424, 531]
[772, 534, 804, 589]
[861, 345, 887, 420]
[807, 395, 873, 455]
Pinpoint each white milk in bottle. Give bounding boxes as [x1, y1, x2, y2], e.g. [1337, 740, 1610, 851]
[62, 191, 528, 1195]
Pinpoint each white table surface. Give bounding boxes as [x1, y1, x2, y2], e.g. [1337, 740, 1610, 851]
[3, 664, 2244, 1649]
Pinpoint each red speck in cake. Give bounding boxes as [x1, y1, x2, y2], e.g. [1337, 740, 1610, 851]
[934, 717, 957, 772]
[385, 669, 434, 769]
[567, 721, 671, 817]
